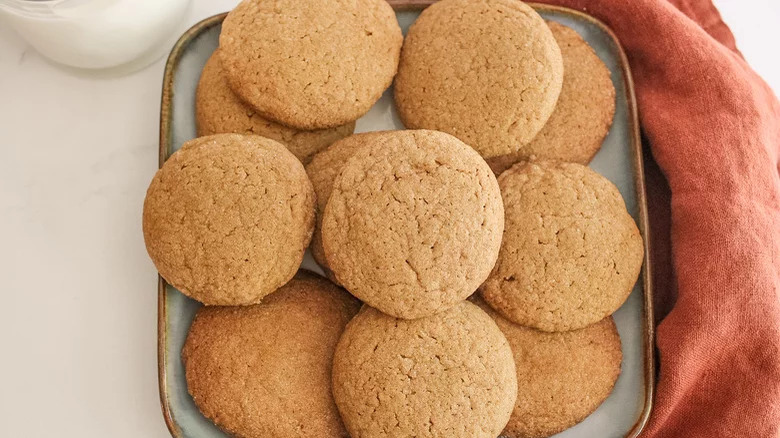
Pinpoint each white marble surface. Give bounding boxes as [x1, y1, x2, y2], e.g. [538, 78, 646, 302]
[0, 1, 777, 437]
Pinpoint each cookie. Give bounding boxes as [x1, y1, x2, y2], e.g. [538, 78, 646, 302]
[195, 51, 355, 164]
[142, 134, 315, 305]
[480, 161, 644, 331]
[473, 297, 622, 438]
[219, 0, 403, 129]
[394, 0, 563, 158]
[487, 22, 616, 175]
[182, 271, 361, 438]
[321, 130, 504, 319]
[305, 132, 387, 280]
[332, 301, 517, 438]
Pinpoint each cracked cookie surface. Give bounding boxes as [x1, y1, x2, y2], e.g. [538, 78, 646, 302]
[142, 133, 315, 305]
[394, 0, 563, 158]
[480, 161, 643, 332]
[321, 130, 504, 319]
[182, 271, 360, 438]
[332, 301, 517, 438]
[219, 0, 403, 129]
[487, 22, 616, 174]
[473, 297, 622, 438]
[306, 131, 391, 282]
[196, 51, 355, 164]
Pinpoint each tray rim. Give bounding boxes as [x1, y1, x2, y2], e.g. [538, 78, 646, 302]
[157, 3, 655, 437]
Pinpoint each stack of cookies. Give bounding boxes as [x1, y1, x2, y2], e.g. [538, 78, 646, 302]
[142, 0, 644, 437]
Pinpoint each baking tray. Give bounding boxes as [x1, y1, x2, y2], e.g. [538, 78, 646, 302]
[157, 2, 654, 437]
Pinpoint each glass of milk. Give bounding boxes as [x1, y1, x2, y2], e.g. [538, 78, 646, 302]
[0, 0, 192, 72]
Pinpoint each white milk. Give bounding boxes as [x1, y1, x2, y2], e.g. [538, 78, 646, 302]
[0, 0, 192, 70]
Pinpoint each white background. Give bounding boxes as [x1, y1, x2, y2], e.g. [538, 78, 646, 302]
[0, 1, 777, 437]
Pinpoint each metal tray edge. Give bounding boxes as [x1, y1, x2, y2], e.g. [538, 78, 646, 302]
[157, 13, 227, 438]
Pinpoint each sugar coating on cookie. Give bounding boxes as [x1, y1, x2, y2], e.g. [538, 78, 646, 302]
[473, 297, 622, 438]
[321, 130, 504, 319]
[487, 22, 616, 174]
[196, 51, 355, 164]
[481, 161, 643, 332]
[143, 134, 315, 305]
[182, 271, 361, 438]
[219, 0, 402, 129]
[332, 301, 517, 438]
[394, 0, 563, 158]
[305, 131, 393, 281]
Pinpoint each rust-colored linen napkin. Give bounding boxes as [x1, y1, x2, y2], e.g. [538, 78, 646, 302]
[534, 0, 780, 435]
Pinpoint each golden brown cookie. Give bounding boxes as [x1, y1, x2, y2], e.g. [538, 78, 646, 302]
[321, 130, 504, 319]
[305, 132, 387, 281]
[332, 301, 517, 438]
[182, 271, 360, 438]
[480, 161, 643, 332]
[487, 22, 616, 175]
[195, 51, 355, 164]
[473, 297, 622, 438]
[394, 0, 563, 158]
[219, 0, 402, 129]
[142, 134, 315, 305]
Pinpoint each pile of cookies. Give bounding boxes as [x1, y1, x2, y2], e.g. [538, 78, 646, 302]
[143, 0, 644, 437]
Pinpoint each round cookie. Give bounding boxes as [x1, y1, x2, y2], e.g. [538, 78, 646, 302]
[143, 134, 315, 305]
[487, 22, 616, 175]
[321, 130, 504, 319]
[219, 0, 402, 129]
[196, 51, 355, 164]
[472, 297, 622, 438]
[394, 0, 563, 158]
[332, 301, 517, 438]
[182, 271, 361, 438]
[305, 132, 388, 281]
[480, 161, 644, 332]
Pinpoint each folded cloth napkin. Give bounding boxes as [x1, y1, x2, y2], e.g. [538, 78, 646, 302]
[534, 0, 780, 436]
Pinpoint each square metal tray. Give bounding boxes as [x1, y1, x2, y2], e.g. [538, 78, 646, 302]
[157, 3, 654, 437]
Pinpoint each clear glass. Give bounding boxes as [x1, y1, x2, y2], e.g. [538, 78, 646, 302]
[0, 0, 192, 73]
